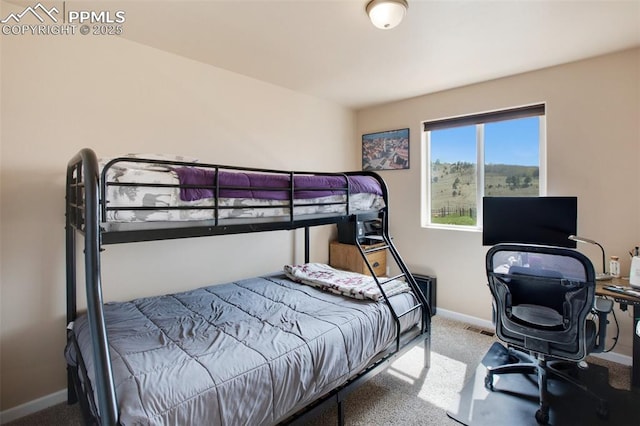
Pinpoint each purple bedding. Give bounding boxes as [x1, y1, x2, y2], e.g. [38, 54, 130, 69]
[174, 167, 382, 202]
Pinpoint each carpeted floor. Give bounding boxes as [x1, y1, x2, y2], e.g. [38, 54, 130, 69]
[6, 316, 631, 425]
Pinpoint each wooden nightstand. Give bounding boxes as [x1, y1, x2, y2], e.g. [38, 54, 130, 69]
[329, 241, 387, 276]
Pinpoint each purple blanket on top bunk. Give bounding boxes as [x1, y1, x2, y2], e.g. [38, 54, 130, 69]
[174, 167, 382, 202]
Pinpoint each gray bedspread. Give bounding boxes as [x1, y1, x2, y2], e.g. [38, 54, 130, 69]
[67, 273, 421, 425]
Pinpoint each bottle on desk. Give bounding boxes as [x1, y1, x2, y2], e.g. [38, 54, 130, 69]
[609, 256, 621, 278]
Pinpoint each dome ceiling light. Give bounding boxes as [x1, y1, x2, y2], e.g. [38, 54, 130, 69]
[366, 0, 409, 30]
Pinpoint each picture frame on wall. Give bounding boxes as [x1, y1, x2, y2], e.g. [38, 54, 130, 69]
[362, 128, 410, 171]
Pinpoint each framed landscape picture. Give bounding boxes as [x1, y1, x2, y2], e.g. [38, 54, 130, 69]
[362, 128, 409, 171]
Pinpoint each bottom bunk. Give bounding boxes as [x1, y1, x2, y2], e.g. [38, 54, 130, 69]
[66, 268, 427, 425]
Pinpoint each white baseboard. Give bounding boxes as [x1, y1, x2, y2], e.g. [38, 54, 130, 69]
[0, 389, 67, 424]
[436, 307, 494, 330]
[591, 350, 633, 366]
[434, 308, 633, 366]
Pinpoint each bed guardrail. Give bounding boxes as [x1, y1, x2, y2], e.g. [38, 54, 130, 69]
[96, 156, 387, 244]
[100, 157, 355, 225]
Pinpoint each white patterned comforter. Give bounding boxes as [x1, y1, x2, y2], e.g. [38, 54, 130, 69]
[102, 163, 384, 223]
[284, 263, 410, 301]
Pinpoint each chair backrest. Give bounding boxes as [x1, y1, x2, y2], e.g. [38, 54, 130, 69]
[486, 243, 596, 361]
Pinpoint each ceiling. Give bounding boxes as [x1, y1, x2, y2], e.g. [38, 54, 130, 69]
[85, 1, 640, 109]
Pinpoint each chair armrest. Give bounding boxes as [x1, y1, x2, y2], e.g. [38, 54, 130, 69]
[592, 297, 613, 353]
[594, 297, 614, 314]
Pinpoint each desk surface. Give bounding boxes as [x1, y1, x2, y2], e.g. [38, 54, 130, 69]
[596, 277, 640, 305]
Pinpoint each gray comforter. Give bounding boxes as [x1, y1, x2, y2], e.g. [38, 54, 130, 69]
[67, 273, 421, 425]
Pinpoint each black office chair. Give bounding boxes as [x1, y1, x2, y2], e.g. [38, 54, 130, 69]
[485, 243, 613, 424]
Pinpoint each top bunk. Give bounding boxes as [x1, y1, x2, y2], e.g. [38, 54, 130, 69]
[66, 148, 389, 245]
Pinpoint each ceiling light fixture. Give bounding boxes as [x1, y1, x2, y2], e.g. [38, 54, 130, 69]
[366, 0, 408, 30]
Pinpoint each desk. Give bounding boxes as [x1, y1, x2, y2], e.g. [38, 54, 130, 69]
[596, 277, 640, 388]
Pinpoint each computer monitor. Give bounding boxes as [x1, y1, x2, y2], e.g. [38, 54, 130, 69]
[482, 196, 577, 248]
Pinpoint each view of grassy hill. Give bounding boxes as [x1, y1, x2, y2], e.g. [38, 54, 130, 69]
[430, 161, 539, 225]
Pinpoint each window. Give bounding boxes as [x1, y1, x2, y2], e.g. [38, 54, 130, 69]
[423, 104, 545, 228]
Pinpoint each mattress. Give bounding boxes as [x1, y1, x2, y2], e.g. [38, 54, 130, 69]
[66, 273, 421, 425]
[101, 160, 385, 223]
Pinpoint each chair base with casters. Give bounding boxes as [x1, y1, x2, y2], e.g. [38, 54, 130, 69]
[485, 244, 614, 425]
[484, 346, 609, 424]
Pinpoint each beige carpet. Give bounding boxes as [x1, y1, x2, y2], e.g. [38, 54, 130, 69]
[6, 316, 630, 425]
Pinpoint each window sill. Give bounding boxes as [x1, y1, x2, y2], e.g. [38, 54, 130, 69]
[423, 223, 482, 233]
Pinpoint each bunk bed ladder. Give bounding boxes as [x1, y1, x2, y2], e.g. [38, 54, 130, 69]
[354, 211, 432, 363]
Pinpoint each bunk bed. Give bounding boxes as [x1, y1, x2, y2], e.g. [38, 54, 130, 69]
[65, 148, 432, 426]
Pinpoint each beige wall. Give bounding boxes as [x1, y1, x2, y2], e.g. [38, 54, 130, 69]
[0, 33, 356, 409]
[356, 48, 640, 358]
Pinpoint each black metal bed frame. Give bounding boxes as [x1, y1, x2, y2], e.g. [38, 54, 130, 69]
[65, 148, 431, 426]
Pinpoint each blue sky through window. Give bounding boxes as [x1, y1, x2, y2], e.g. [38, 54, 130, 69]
[430, 117, 539, 166]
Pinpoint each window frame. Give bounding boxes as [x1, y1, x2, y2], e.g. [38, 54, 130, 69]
[421, 104, 547, 231]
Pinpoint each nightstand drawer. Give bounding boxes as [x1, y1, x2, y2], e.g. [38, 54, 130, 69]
[329, 241, 386, 276]
[364, 250, 386, 276]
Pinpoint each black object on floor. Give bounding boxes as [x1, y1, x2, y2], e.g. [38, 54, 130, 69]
[447, 342, 640, 426]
